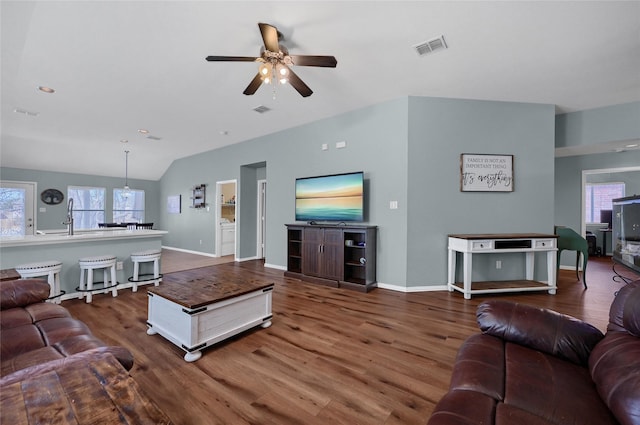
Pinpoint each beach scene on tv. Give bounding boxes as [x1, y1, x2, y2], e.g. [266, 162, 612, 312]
[296, 173, 363, 222]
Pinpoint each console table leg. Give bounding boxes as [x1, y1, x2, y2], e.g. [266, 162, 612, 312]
[463, 252, 472, 299]
[547, 250, 557, 294]
[447, 249, 456, 292]
[525, 252, 535, 281]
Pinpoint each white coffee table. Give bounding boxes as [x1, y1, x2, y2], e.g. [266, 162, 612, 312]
[146, 277, 274, 362]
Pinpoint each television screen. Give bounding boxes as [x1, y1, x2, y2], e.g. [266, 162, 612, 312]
[612, 195, 640, 274]
[295, 172, 364, 222]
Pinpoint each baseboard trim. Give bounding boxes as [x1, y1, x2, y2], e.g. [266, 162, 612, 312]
[161, 246, 217, 258]
[265, 263, 287, 271]
[376, 282, 449, 293]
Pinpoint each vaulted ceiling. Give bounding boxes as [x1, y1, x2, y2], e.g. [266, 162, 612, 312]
[2, 1, 639, 180]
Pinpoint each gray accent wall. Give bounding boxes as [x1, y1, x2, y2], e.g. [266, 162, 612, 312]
[0, 167, 160, 230]
[407, 97, 556, 286]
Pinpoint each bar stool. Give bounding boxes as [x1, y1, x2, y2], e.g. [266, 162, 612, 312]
[15, 261, 63, 303]
[128, 249, 162, 292]
[78, 255, 118, 303]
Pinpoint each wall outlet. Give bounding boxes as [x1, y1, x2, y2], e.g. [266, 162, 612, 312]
[199, 239, 203, 245]
[321, 143, 328, 151]
[116, 261, 124, 270]
[336, 141, 346, 149]
[389, 200, 398, 209]
[496, 260, 502, 269]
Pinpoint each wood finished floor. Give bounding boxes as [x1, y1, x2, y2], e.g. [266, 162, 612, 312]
[64, 255, 639, 425]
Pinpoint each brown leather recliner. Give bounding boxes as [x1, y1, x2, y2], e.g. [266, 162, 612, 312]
[0, 278, 133, 378]
[428, 280, 640, 425]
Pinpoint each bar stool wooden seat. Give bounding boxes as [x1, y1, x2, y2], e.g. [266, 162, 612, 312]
[15, 260, 63, 303]
[78, 255, 118, 303]
[128, 249, 162, 292]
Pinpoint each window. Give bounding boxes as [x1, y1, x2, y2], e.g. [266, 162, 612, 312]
[585, 182, 624, 223]
[113, 189, 145, 223]
[68, 186, 105, 229]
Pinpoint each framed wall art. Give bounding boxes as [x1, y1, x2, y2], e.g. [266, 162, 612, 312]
[167, 195, 181, 214]
[460, 154, 514, 192]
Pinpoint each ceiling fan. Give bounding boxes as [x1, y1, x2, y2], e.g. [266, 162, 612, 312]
[206, 23, 337, 98]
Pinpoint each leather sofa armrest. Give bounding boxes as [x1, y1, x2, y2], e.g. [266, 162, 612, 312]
[477, 300, 604, 366]
[0, 280, 50, 310]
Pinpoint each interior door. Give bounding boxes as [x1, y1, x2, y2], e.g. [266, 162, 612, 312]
[0, 181, 36, 236]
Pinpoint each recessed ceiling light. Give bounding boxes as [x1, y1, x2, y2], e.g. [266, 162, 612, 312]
[625, 143, 638, 148]
[138, 129, 149, 134]
[220, 130, 229, 136]
[37, 86, 55, 94]
[120, 139, 129, 144]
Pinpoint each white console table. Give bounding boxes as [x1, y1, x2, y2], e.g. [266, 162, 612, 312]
[448, 233, 558, 299]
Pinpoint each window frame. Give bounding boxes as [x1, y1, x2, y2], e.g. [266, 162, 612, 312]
[67, 185, 106, 230]
[584, 182, 625, 224]
[112, 188, 145, 224]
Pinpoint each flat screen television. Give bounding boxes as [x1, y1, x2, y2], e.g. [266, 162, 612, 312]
[612, 195, 640, 274]
[295, 171, 364, 222]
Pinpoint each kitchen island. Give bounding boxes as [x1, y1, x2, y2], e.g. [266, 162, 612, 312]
[0, 229, 167, 301]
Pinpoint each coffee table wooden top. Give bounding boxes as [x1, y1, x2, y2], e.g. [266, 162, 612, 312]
[148, 276, 274, 309]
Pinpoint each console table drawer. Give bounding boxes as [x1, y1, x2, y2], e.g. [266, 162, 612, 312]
[535, 239, 555, 249]
[472, 240, 493, 250]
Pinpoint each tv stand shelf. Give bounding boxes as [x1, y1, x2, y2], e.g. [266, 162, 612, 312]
[285, 224, 377, 292]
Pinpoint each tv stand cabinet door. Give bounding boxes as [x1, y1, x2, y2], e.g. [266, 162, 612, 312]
[302, 227, 323, 277]
[301, 227, 344, 281]
[321, 228, 344, 281]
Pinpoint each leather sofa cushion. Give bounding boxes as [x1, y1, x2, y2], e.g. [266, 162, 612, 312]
[0, 308, 33, 329]
[1, 346, 63, 377]
[0, 325, 45, 360]
[25, 302, 71, 323]
[0, 279, 50, 310]
[477, 300, 604, 366]
[448, 334, 504, 400]
[505, 342, 617, 424]
[590, 282, 640, 425]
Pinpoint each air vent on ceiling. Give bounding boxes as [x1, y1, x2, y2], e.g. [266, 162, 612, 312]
[252, 105, 271, 114]
[13, 108, 39, 117]
[413, 35, 448, 56]
[146, 135, 162, 141]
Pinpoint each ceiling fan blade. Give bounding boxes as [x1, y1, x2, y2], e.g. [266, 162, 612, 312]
[206, 56, 259, 62]
[258, 23, 280, 52]
[289, 55, 337, 68]
[285, 66, 313, 97]
[243, 73, 263, 95]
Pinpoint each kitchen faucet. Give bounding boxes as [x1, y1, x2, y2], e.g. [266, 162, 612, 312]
[62, 198, 74, 236]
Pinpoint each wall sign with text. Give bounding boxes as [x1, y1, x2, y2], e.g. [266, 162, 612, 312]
[460, 154, 514, 192]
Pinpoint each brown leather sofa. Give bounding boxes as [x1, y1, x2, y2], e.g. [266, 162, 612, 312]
[428, 280, 640, 425]
[0, 278, 172, 424]
[0, 278, 133, 376]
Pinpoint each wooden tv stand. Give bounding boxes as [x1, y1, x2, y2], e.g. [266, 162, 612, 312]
[448, 233, 558, 299]
[285, 224, 377, 292]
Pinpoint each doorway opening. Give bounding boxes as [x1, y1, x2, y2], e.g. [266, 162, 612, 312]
[216, 180, 237, 258]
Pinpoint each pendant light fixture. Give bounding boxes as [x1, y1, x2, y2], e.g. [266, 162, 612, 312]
[123, 150, 131, 197]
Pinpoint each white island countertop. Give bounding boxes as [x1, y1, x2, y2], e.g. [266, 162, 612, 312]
[0, 229, 168, 248]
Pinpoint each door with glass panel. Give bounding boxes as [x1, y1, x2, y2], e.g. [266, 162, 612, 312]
[0, 181, 36, 236]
